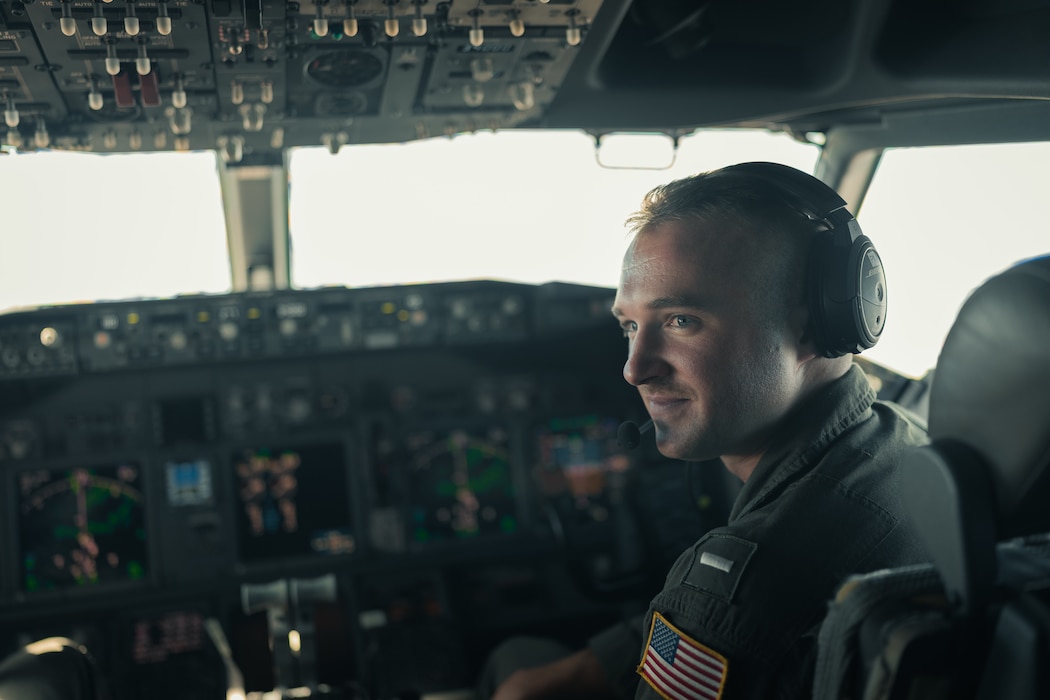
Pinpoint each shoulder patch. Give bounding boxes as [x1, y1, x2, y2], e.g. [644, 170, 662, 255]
[637, 611, 728, 700]
[681, 534, 758, 603]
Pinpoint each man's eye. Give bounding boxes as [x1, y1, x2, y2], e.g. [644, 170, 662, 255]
[671, 315, 692, 328]
[621, 322, 637, 337]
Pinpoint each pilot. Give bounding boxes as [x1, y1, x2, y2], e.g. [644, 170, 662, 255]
[484, 163, 929, 699]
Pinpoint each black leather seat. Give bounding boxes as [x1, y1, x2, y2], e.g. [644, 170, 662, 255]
[812, 254, 1050, 700]
[0, 637, 109, 700]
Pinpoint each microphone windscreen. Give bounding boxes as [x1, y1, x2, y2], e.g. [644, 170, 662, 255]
[617, 420, 641, 450]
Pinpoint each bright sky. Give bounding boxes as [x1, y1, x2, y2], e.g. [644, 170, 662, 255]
[1, 132, 1048, 377]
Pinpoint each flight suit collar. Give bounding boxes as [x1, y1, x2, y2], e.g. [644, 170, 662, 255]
[728, 363, 876, 522]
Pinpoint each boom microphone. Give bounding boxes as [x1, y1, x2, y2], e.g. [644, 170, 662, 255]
[616, 418, 654, 450]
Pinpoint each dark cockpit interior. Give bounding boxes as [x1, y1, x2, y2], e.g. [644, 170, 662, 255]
[2, 0, 1050, 698]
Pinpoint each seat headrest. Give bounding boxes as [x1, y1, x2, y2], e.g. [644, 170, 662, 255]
[929, 255, 1050, 538]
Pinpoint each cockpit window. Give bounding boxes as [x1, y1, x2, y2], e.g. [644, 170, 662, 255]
[287, 129, 819, 290]
[0, 151, 230, 312]
[859, 143, 1050, 378]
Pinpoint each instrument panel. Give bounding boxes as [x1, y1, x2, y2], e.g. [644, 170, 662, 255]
[0, 279, 729, 699]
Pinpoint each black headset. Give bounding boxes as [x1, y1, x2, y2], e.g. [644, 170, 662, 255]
[718, 161, 887, 358]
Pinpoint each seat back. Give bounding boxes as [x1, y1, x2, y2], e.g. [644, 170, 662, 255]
[0, 637, 109, 700]
[813, 254, 1050, 700]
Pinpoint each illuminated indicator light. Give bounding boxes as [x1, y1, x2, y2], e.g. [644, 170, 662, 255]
[468, 22, 483, 47]
[172, 77, 187, 109]
[396, 309, 410, 322]
[4, 95, 19, 128]
[34, 120, 49, 149]
[156, 2, 172, 35]
[91, 2, 108, 35]
[103, 130, 117, 149]
[124, 5, 140, 36]
[60, 2, 77, 36]
[95, 330, 112, 348]
[313, 17, 329, 37]
[343, 17, 358, 36]
[88, 86, 104, 111]
[509, 15, 524, 37]
[105, 43, 121, 76]
[127, 312, 140, 325]
[381, 302, 396, 314]
[383, 1, 399, 37]
[230, 80, 244, 106]
[565, 12, 581, 46]
[197, 311, 210, 323]
[411, 310, 427, 325]
[39, 327, 59, 347]
[247, 307, 262, 320]
[5, 128, 22, 149]
[135, 44, 151, 76]
[288, 630, 301, 654]
[412, 2, 426, 36]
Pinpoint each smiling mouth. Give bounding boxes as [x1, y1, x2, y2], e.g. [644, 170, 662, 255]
[646, 396, 688, 414]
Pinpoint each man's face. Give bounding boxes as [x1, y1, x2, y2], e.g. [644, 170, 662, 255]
[612, 219, 806, 463]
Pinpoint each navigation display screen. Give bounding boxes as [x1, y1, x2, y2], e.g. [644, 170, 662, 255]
[165, 458, 213, 506]
[534, 415, 631, 526]
[232, 442, 355, 562]
[405, 424, 518, 545]
[18, 463, 148, 593]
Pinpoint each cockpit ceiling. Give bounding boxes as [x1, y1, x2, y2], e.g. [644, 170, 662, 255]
[3, 0, 1050, 159]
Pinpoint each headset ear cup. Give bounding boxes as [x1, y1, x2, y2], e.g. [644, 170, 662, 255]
[718, 162, 887, 357]
[814, 233, 887, 357]
[853, 236, 888, 348]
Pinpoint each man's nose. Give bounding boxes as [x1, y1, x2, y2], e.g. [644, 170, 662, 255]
[623, 327, 668, 386]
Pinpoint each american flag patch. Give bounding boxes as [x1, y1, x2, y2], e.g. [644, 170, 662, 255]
[637, 611, 728, 700]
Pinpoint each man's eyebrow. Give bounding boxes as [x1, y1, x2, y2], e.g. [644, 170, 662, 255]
[610, 295, 709, 318]
[648, 295, 708, 310]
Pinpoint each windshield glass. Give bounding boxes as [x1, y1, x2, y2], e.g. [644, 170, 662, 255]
[858, 142, 1050, 378]
[13, 132, 1041, 381]
[288, 129, 820, 289]
[0, 151, 230, 311]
